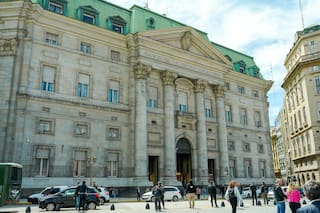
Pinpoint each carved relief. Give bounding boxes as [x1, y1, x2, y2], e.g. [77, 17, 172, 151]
[161, 71, 177, 86]
[213, 85, 225, 97]
[133, 62, 151, 79]
[0, 39, 17, 56]
[194, 80, 206, 93]
[181, 31, 192, 51]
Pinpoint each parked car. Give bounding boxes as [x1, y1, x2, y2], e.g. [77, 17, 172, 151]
[96, 187, 110, 204]
[267, 186, 288, 201]
[39, 186, 100, 211]
[241, 187, 261, 198]
[27, 185, 68, 204]
[142, 186, 182, 202]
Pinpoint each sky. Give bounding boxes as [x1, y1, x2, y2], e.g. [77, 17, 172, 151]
[107, 0, 320, 126]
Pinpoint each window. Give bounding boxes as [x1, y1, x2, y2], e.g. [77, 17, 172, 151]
[252, 90, 259, 98]
[48, 1, 63, 14]
[240, 108, 247, 125]
[82, 13, 95, 24]
[228, 141, 235, 151]
[315, 76, 320, 95]
[238, 86, 245, 95]
[243, 142, 250, 152]
[224, 82, 230, 90]
[259, 161, 266, 178]
[225, 105, 232, 123]
[108, 80, 119, 104]
[254, 111, 261, 127]
[112, 23, 124, 34]
[229, 159, 236, 178]
[148, 86, 158, 108]
[244, 159, 252, 178]
[147, 17, 156, 29]
[258, 144, 264, 153]
[36, 148, 50, 176]
[205, 99, 212, 118]
[178, 92, 188, 112]
[74, 122, 89, 137]
[310, 65, 320, 72]
[77, 73, 89, 98]
[41, 65, 56, 92]
[107, 127, 120, 140]
[108, 16, 126, 34]
[107, 152, 119, 177]
[111, 50, 120, 62]
[38, 119, 54, 135]
[80, 42, 91, 54]
[45, 32, 58, 45]
[73, 151, 86, 177]
[239, 66, 246, 73]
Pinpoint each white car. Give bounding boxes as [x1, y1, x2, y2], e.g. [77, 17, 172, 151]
[142, 186, 182, 202]
[267, 186, 287, 201]
[27, 185, 68, 204]
[241, 187, 261, 198]
[97, 187, 110, 204]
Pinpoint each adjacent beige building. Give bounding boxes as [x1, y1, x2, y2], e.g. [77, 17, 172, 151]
[0, 0, 274, 189]
[282, 25, 320, 184]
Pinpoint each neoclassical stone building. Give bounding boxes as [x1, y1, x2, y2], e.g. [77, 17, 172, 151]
[0, 0, 274, 189]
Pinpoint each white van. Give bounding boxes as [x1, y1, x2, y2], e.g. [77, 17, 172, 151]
[27, 185, 68, 204]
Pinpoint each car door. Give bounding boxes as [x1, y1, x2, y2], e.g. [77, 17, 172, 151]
[164, 187, 173, 200]
[61, 188, 76, 207]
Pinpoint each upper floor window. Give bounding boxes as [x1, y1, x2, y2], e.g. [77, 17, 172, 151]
[35, 148, 50, 177]
[41, 65, 56, 92]
[73, 151, 86, 177]
[238, 86, 245, 95]
[107, 152, 119, 177]
[80, 42, 91, 54]
[225, 105, 232, 123]
[146, 17, 156, 29]
[38, 119, 55, 135]
[240, 108, 247, 125]
[205, 99, 212, 118]
[244, 159, 252, 178]
[224, 82, 230, 90]
[315, 76, 320, 95]
[48, 1, 63, 14]
[108, 80, 119, 104]
[259, 161, 266, 178]
[78, 6, 99, 25]
[107, 127, 120, 140]
[74, 122, 90, 137]
[77, 73, 90, 98]
[243, 142, 251, 152]
[111, 50, 120, 62]
[83, 13, 95, 24]
[254, 111, 262, 127]
[258, 144, 264, 153]
[228, 141, 235, 151]
[45, 32, 58, 46]
[252, 90, 259, 98]
[148, 86, 158, 108]
[178, 92, 188, 112]
[107, 16, 126, 34]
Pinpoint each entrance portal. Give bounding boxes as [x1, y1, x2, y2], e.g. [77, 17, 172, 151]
[176, 138, 192, 182]
[148, 156, 159, 185]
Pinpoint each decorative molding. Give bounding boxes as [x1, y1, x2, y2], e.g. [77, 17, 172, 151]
[161, 71, 177, 86]
[0, 39, 18, 56]
[133, 62, 151, 79]
[213, 85, 224, 97]
[194, 79, 206, 93]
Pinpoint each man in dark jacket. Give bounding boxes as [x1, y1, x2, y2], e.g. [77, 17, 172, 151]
[208, 181, 218, 207]
[79, 181, 88, 210]
[297, 181, 320, 213]
[250, 183, 258, 205]
[186, 179, 196, 208]
[274, 179, 288, 213]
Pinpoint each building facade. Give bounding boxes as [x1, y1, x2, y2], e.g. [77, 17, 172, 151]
[0, 0, 274, 189]
[282, 25, 320, 185]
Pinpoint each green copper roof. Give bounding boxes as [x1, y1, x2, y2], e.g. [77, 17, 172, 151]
[30, 0, 263, 79]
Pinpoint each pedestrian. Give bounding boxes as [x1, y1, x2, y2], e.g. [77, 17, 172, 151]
[225, 180, 242, 213]
[297, 180, 320, 213]
[220, 185, 226, 198]
[186, 179, 196, 208]
[159, 182, 165, 209]
[79, 181, 88, 210]
[136, 186, 141, 200]
[287, 183, 301, 213]
[274, 179, 288, 213]
[250, 182, 258, 205]
[152, 183, 161, 212]
[74, 181, 80, 210]
[208, 181, 219, 207]
[196, 186, 201, 199]
[260, 182, 268, 205]
[182, 179, 187, 199]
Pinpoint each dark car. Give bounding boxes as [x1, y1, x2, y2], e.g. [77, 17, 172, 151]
[39, 186, 100, 211]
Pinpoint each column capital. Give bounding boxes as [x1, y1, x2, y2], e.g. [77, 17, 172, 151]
[0, 38, 18, 56]
[133, 62, 151, 79]
[213, 85, 225, 97]
[161, 71, 177, 86]
[195, 80, 206, 93]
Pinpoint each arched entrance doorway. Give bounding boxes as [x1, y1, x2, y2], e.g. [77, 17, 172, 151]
[176, 138, 192, 183]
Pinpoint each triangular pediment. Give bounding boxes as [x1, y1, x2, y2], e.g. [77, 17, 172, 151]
[139, 27, 232, 66]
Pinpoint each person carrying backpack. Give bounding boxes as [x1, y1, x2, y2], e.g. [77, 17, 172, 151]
[225, 180, 242, 213]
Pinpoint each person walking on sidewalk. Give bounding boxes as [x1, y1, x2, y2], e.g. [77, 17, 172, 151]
[250, 182, 258, 206]
[186, 179, 196, 208]
[287, 183, 301, 213]
[225, 180, 242, 213]
[274, 179, 288, 213]
[208, 181, 218, 207]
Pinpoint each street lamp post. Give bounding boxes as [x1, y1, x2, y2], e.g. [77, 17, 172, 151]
[88, 155, 96, 186]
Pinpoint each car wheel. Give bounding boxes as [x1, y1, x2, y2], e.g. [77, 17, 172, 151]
[87, 202, 96, 210]
[46, 203, 55, 211]
[172, 196, 179, 201]
[100, 197, 105, 205]
[150, 196, 155, 202]
[31, 198, 38, 204]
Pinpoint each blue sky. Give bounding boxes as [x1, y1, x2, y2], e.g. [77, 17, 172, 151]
[107, 0, 320, 126]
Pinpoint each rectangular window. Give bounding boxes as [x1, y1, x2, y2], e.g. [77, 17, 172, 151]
[82, 13, 95, 24]
[254, 111, 261, 127]
[240, 108, 247, 125]
[205, 99, 212, 118]
[148, 86, 158, 108]
[108, 80, 119, 104]
[48, 1, 63, 14]
[107, 127, 120, 140]
[178, 92, 188, 112]
[259, 161, 266, 178]
[80, 42, 91, 54]
[75, 123, 89, 137]
[111, 50, 120, 61]
[38, 119, 53, 135]
[36, 148, 50, 176]
[45, 32, 58, 45]
[244, 159, 252, 178]
[228, 141, 235, 151]
[224, 82, 230, 90]
[112, 23, 124, 34]
[78, 74, 89, 98]
[225, 105, 232, 123]
[107, 153, 119, 177]
[243, 142, 250, 152]
[258, 144, 264, 153]
[315, 76, 320, 95]
[41, 65, 55, 92]
[238, 86, 245, 94]
[252, 90, 259, 98]
[74, 151, 86, 177]
[229, 159, 236, 178]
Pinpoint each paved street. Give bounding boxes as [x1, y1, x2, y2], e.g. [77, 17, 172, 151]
[0, 198, 307, 213]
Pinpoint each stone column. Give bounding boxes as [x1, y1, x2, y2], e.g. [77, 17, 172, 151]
[161, 71, 178, 185]
[195, 80, 208, 185]
[214, 85, 229, 184]
[133, 63, 150, 184]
